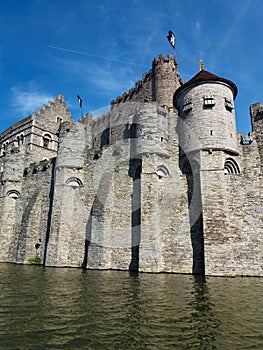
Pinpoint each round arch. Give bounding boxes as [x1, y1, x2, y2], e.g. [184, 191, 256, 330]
[224, 158, 240, 174]
[66, 177, 83, 187]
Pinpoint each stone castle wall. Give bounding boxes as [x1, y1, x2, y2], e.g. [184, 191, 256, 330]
[0, 54, 262, 276]
[111, 54, 182, 108]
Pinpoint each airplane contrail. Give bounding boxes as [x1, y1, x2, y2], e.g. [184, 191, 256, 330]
[46, 44, 148, 68]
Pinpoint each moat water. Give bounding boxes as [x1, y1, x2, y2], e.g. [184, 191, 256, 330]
[0, 264, 262, 350]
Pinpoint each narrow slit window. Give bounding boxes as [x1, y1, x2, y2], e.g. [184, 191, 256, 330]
[225, 97, 234, 112]
[183, 100, 193, 113]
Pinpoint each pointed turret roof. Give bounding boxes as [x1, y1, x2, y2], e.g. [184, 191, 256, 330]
[174, 69, 238, 105]
[187, 70, 222, 84]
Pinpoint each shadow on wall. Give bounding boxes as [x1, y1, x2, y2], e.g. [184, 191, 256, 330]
[129, 160, 142, 272]
[128, 121, 142, 272]
[81, 122, 142, 271]
[16, 189, 40, 263]
[179, 154, 205, 275]
[81, 171, 112, 269]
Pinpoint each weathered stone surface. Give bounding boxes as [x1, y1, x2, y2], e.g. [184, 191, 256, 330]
[0, 55, 262, 276]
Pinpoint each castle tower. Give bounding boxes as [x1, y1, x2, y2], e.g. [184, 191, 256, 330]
[132, 103, 169, 158]
[0, 94, 73, 264]
[174, 70, 239, 156]
[152, 54, 181, 108]
[174, 69, 240, 275]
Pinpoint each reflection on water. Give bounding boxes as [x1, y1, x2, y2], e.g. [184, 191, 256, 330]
[0, 264, 262, 349]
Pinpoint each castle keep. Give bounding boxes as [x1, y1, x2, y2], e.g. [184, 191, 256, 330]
[0, 54, 262, 276]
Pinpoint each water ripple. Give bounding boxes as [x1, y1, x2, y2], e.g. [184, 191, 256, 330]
[0, 265, 262, 349]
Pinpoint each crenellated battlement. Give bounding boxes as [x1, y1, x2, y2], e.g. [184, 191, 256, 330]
[250, 102, 263, 125]
[0, 54, 262, 277]
[0, 94, 72, 145]
[152, 53, 177, 66]
[250, 102, 263, 115]
[250, 102, 263, 165]
[240, 132, 254, 145]
[111, 54, 181, 107]
[111, 69, 152, 105]
[31, 94, 71, 120]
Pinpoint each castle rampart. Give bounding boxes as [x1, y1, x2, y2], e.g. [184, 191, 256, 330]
[0, 55, 262, 276]
[111, 54, 182, 108]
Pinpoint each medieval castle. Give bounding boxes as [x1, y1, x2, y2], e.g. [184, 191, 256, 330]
[0, 54, 262, 276]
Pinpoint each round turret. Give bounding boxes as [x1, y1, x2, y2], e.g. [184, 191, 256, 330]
[152, 54, 181, 108]
[174, 70, 239, 155]
[132, 103, 169, 158]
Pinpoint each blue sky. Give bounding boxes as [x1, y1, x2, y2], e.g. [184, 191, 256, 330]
[0, 0, 262, 135]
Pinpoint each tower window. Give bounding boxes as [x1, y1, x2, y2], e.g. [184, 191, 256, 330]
[42, 134, 52, 149]
[43, 137, 49, 148]
[225, 98, 233, 112]
[183, 99, 193, 113]
[203, 95, 215, 108]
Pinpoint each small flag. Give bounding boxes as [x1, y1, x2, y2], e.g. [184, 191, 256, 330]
[199, 59, 204, 71]
[77, 95, 83, 108]
[167, 30, 175, 49]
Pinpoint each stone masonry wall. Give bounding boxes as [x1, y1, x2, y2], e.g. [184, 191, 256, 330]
[0, 54, 262, 276]
[43, 101, 200, 273]
[198, 128, 262, 276]
[250, 102, 263, 168]
[111, 54, 182, 108]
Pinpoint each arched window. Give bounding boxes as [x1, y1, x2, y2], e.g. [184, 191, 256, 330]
[66, 177, 83, 187]
[224, 158, 240, 174]
[3, 141, 9, 150]
[156, 165, 169, 179]
[42, 133, 52, 149]
[6, 190, 20, 199]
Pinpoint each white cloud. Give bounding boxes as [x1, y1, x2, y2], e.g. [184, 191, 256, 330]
[10, 83, 53, 116]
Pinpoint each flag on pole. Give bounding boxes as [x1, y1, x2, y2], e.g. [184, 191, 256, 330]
[167, 30, 175, 49]
[77, 95, 83, 108]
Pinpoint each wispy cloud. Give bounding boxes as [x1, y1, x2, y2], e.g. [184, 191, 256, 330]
[46, 44, 148, 68]
[10, 82, 53, 116]
[49, 52, 141, 103]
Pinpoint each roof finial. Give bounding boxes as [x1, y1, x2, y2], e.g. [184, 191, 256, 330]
[199, 59, 204, 71]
